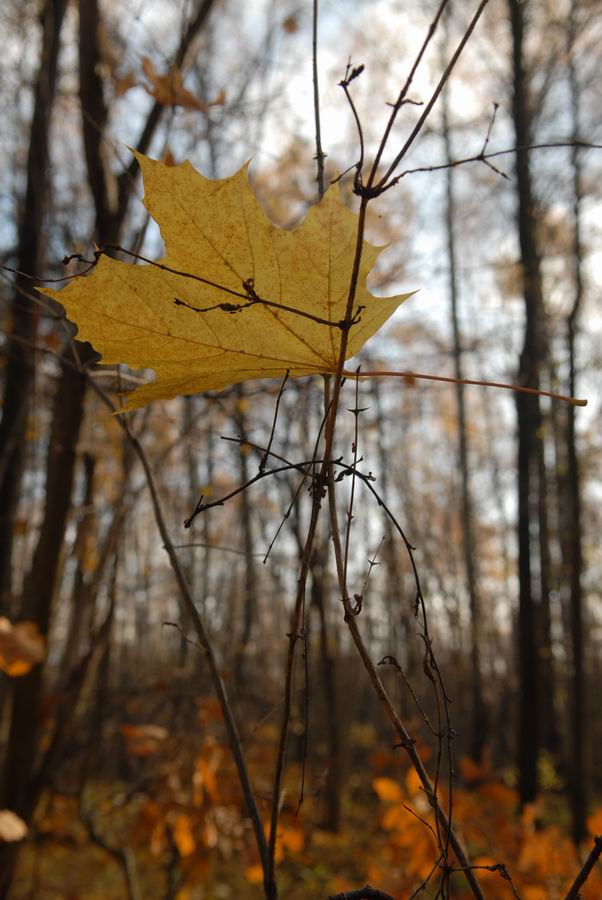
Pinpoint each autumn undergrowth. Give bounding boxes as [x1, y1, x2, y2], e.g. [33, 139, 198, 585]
[10, 716, 602, 900]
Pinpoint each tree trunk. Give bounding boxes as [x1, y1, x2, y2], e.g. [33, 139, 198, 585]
[233, 391, 259, 686]
[441, 63, 486, 762]
[537, 428, 559, 757]
[370, 376, 415, 689]
[310, 541, 341, 831]
[0, 0, 68, 610]
[508, 0, 549, 806]
[564, 0, 586, 844]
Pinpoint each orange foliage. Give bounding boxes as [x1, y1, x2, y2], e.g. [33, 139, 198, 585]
[367, 754, 602, 897]
[25, 718, 602, 899]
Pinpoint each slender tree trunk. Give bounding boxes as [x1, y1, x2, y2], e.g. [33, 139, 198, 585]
[508, 0, 549, 805]
[370, 377, 415, 687]
[59, 452, 96, 678]
[441, 67, 486, 762]
[310, 541, 341, 831]
[233, 391, 259, 686]
[0, 0, 68, 610]
[564, 0, 586, 844]
[537, 429, 559, 757]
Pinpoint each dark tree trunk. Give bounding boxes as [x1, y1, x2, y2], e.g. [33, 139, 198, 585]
[0, 0, 68, 611]
[508, 0, 549, 806]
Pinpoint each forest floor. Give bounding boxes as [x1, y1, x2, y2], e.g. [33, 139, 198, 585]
[9, 716, 602, 899]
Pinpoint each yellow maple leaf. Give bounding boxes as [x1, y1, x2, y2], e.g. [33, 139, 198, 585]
[45, 154, 411, 409]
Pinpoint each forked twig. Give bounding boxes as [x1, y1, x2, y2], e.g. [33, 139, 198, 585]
[367, 0, 450, 185]
[260, 372, 289, 473]
[387, 139, 602, 185]
[374, 0, 492, 191]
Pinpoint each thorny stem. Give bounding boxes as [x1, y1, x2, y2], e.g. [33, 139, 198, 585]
[316, 9, 489, 886]
[265, 393, 336, 895]
[342, 370, 362, 595]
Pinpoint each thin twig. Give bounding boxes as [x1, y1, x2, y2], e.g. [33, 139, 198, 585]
[563, 835, 602, 900]
[379, 655, 439, 736]
[356, 536, 385, 610]
[339, 61, 366, 180]
[260, 371, 289, 473]
[408, 855, 444, 899]
[312, 0, 326, 197]
[171, 541, 264, 557]
[184, 458, 326, 528]
[386, 139, 602, 185]
[347, 369, 587, 407]
[61, 246, 364, 331]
